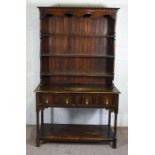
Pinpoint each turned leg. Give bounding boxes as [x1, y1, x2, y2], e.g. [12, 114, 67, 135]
[108, 110, 111, 127]
[108, 110, 111, 136]
[41, 109, 44, 126]
[41, 109, 44, 137]
[112, 112, 118, 148]
[36, 110, 40, 147]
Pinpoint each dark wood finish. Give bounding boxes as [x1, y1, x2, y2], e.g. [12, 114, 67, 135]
[35, 7, 120, 148]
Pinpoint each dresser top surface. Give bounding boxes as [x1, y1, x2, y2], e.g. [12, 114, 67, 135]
[38, 6, 119, 10]
[35, 84, 120, 94]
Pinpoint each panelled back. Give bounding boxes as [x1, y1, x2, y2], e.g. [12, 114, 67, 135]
[39, 7, 117, 86]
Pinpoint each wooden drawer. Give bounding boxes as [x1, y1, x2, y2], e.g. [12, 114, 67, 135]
[39, 94, 55, 105]
[38, 93, 116, 107]
[80, 95, 93, 105]
[95, 94, 114, 106]
[55, 94, 77, 105]
[80, 94, 114, 107]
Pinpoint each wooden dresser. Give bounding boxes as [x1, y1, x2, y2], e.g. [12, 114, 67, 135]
[35, 7, 120, 148]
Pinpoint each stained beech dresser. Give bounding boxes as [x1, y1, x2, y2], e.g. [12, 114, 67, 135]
[35, 7, 120, 148]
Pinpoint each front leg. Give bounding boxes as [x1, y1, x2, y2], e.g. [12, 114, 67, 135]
[41, 109, 44, 126]
[36, 109, 40, 147]
[112, 111, 118, 148]
[108, 110, 111, 136]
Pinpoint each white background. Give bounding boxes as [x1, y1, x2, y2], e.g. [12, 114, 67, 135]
[26, 0, 128, 126]
[1, 0, 155, 155]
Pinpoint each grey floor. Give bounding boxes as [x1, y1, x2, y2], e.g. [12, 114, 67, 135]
[26, 125, 128, 155]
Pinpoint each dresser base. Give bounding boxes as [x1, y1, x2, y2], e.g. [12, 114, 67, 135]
[35, 85, 119, 148]
[37, 124, 116, 148]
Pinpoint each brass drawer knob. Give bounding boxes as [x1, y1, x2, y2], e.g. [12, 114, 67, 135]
[66, 98, 69, 104]
[85, 99, 89, 105]
[105, 99, 109, 105]
[46, 98, 49, 104]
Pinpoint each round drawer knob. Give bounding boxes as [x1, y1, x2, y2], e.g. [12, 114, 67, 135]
[46, 98, 48, 104]
[66, 98, 69, 104]
[106, 99, 109, 105]
[85, 99, 89, 105]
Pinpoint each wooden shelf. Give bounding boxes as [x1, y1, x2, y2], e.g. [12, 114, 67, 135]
[39, 124, 113, 142]
[41, 33, 115, 38]
[41, 54, 114, 58]
[41, 72, 113, 77]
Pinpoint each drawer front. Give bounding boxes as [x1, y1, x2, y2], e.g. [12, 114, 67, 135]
[81, 95, 93, 105]
[38, 93, 116, 108]
[95, 94, 114, 106]
[39, 94, 55, 105]
[55, 94, 77, 105]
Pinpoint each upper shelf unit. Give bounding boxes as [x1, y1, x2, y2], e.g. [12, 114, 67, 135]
[39, 7, 118, 86]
